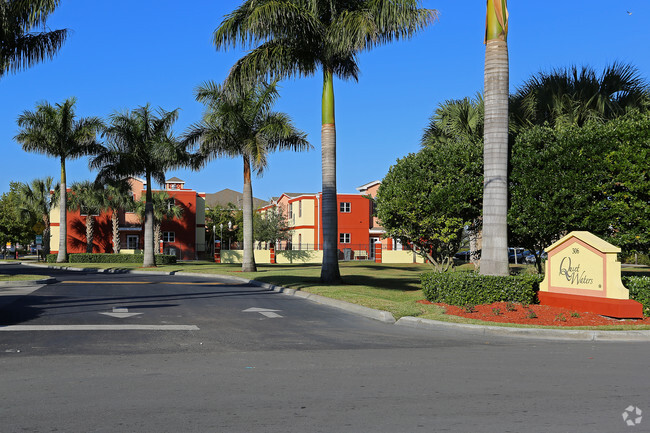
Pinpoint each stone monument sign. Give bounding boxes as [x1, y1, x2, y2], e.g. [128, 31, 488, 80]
[539, 231, 642, 318]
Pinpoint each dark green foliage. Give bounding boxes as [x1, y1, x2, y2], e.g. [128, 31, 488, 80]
[623, 276, 650, 317]
[421, 271, 541, 306]
[376, 141, 482, 271]
[621, 254, 650, 266]
[510, 111, 650, 269]
[46, 253, 176, 265]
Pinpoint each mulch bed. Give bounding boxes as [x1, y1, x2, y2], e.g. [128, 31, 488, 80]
[417, 300, 650, 327]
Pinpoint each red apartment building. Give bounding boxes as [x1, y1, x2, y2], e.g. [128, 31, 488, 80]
[49, 177, 206, 260]
[259, 181, 398, 259]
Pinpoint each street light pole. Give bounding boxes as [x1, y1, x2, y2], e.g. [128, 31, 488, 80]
[213, 225, 216, 254]
[220, 223, 223, 250]
[228, 220, 232, 250]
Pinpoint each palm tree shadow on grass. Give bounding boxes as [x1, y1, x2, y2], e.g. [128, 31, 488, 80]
[254, 273, 421, 292]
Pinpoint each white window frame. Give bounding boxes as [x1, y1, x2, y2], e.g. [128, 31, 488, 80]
[340, 202, 351, 213]
[163, 232, 175, 243]
[289, 203, 293, 219]
[339, 233, 351, 244]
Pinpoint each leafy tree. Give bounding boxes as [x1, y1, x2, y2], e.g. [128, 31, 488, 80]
[67, 180, 108, 253]
[214, 0, 437, 283]
[205, 202, 240, 251]
[254, 207, 292, 248]
[15, 97, 103, 262]
[510, 62, 650, 130]
[509, 112, 650, 271]
[92, 105, 188, 267]
[103, 180, 135, 254]
[185, 80, 310, 272]
[0, 182, 39, 257]
[15, 176, 59, 256]
[0, 0, 68, 77]
[482, 0, 510, 275]
[376, 141, 482, 272]
[134, 191, 183, 252]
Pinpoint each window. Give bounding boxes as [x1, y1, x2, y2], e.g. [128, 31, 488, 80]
[163, 232, 175, 242]
[288, 203, 293, 219]
[340, 202, 351, 213]
[167, 198, 176, 211]
[340, 233, 350, 243]
[298, 234, 302, 250]
[126, 235, 139, 250]
[298, 201, 302, 218]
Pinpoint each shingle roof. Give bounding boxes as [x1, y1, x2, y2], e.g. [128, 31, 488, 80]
[204, 189, 268, 209]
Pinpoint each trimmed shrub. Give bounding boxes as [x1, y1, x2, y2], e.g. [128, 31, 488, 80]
[46, 253, 176, 265]
[421, 271, 541, 306]
[623, 276, 650, 317]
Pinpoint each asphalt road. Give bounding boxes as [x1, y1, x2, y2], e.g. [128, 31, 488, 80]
[1, 263, 649, 432]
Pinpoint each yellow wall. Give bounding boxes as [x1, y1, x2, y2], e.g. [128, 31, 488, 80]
[291, 197, 316, 227]
[49, 202, 61, 252]
[291, 228, 316, 248]
[277, 249, 323, 264]
[382, 250, 423, 264]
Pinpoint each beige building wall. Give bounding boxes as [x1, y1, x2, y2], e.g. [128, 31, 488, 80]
[49, 202, 61, 253]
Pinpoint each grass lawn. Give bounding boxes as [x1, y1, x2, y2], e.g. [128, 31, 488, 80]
[0, 273, 48, 281]
[25, 259, 650, 330]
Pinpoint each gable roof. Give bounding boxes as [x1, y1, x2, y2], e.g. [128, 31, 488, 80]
[205, 189, 268, 209]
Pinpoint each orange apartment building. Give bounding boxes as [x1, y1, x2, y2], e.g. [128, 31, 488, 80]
[49, 177, 206, 260]
[259, 181, 404, 260]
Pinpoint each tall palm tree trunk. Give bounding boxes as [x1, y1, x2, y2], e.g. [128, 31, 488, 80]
[42, 215, 50, 256]
[111, 212, 120, 254]
[143, 173, 156, 267]
[480, 0, 509, 276]
[85, 217, 94, 253]
[57, 158, 67, 262]
[320, 69, 341, 283]
[242, 156, 257, 272]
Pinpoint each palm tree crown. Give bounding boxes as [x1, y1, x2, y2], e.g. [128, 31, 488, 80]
[15, 97, 103, 262]
[68, 180, 107, 253]
[185, 80, 310, 272]
[0, 0, 68, 77]
[15, 176, 59, 256]
[510, 62, 650, 129]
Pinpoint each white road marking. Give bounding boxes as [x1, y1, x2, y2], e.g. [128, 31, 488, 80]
[243, 307, 284, 318]
[0, 325, 199, 331]
[100, 307, 143, 319]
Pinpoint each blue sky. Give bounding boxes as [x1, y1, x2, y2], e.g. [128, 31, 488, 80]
[2, 0, 649, 201]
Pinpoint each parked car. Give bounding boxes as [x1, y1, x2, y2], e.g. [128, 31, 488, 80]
[508, 248, 526, 263]
[454, 250, 471, 261]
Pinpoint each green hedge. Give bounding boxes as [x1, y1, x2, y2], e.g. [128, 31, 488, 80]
[623, 276, 650, 317]
[421, 271, 541, 306]
[45, 253, 176, 265]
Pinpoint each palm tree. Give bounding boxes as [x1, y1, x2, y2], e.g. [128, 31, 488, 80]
[184, 80, 310, 272]
[0, 0, 68, 77]
[91, 105, 187, 267]
[15, 97, 104, 263]
[422, 95, 484, 147]
[510, 62, 650, 129]
[15, 176, 59, 256]
[214, 0, 437, 283]
[480, 0, 510, 276]
[134, 191, 183, 254]
[67, 180, 107, 253]
[103, 180, 134, 254]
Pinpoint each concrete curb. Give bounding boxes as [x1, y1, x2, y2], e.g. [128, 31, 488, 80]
[18, 262, 650, 341]
[394, 316, 650, 341]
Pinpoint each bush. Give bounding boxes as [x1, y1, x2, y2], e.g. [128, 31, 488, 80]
[623, 276, 650, 317]
[420, 271, 541, 306]
[45, 253, 176, 265]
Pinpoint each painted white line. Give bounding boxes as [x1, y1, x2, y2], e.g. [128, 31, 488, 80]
[0, 325, 199, 331]
[260, 311, 283, 318]
[243, 307, 284, 318]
